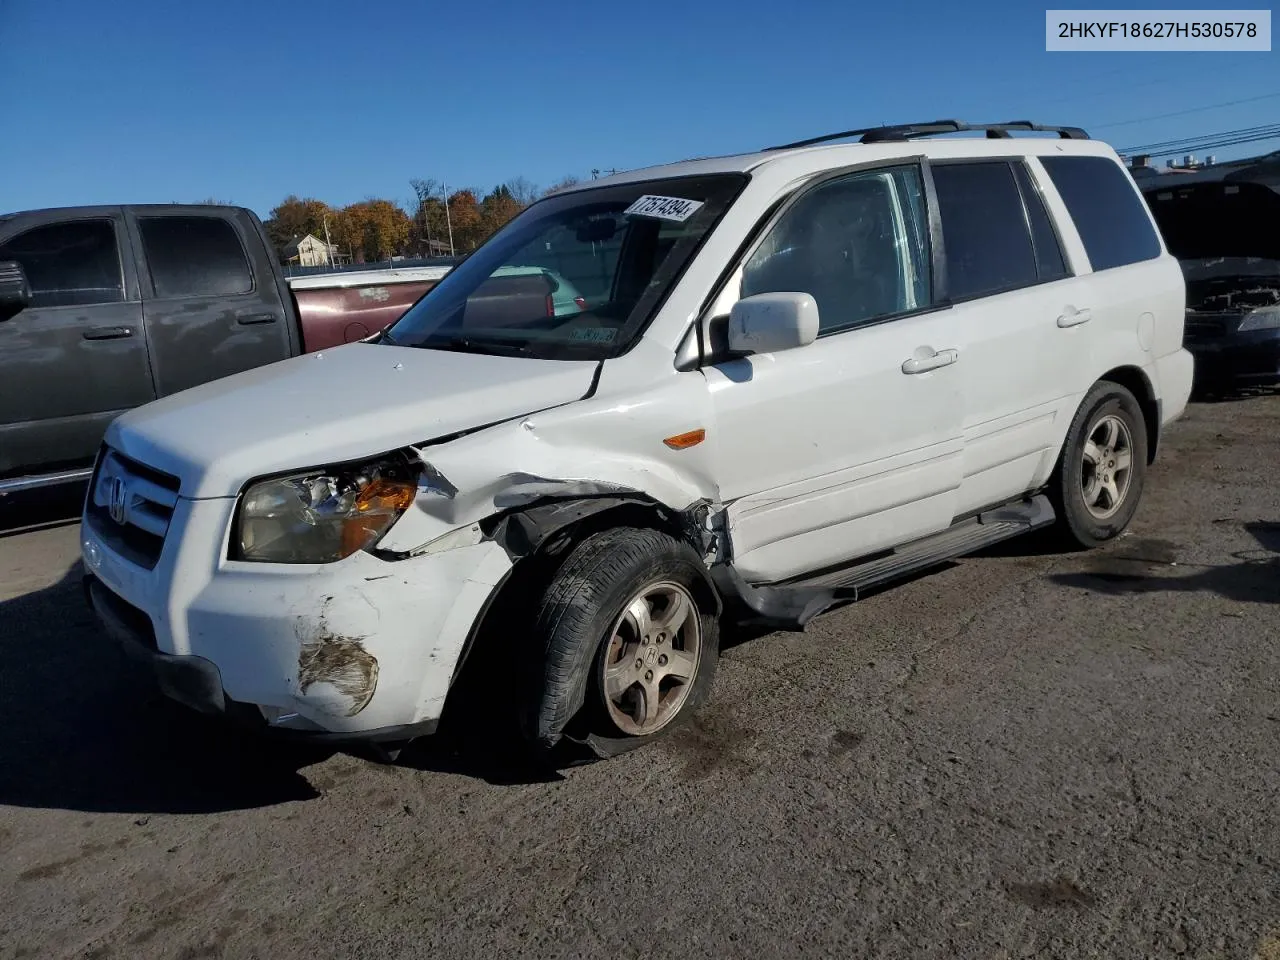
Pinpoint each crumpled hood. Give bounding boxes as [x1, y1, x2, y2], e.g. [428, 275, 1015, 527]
[106, 342, 599, 498]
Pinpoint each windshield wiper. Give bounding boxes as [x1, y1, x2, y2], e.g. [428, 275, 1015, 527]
[420, 335, 536, 357]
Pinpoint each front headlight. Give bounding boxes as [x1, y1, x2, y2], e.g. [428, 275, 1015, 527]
[1239, 306, 1280, 332]
[235, 456, 417, 563]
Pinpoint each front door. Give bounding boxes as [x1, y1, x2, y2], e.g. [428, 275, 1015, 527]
[702, 163, 966, 584]
[0, 214, 153, 477]
[128, 209, 293, 397]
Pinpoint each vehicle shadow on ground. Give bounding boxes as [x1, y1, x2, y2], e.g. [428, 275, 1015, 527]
[1049, 521, 1280, 604]
[1191, 384, 1280, 404]
[0, 563, 332, 814]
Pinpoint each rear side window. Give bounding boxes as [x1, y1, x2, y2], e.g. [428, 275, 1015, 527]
[138, 216, 253, 298]
[0, 219, 124, 308]
[1012, 162, 1069, 282]
[1039, 155, 1162, 271]
[932, 161, 1038, 300]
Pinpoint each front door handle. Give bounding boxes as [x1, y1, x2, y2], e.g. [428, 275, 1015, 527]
[1057, 307, 1092, 328]
[901, 348, 958, 375]
[82, 326, 134, 341]
[237, 312, 277, 325]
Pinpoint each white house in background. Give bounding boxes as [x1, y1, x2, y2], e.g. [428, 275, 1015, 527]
[282, 233, 350, 267]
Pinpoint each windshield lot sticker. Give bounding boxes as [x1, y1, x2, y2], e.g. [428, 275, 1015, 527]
[569, 327, 618, 343]
[624, 195, 704, 222]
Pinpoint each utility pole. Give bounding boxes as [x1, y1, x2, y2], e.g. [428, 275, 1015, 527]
[323, 215, 334, 268]
[441, 179, 455, 257]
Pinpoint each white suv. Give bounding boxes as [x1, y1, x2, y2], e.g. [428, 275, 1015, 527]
[81, 121, 1193, 762]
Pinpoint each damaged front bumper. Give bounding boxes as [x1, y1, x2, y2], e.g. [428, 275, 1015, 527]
[81, 494, 512, 740]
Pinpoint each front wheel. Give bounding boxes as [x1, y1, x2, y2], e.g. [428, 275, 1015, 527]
[1049, 381, 1149, 548]
[522, 527, 720, 761]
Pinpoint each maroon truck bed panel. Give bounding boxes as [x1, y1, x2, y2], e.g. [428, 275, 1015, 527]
[294, 279, 439, 351]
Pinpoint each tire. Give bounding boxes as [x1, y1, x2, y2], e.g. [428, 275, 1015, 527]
[521, 527, 720, 761]
[1048, 381, 1149, 548]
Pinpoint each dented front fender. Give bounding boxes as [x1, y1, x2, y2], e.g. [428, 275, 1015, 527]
[376, 398, 723, 558]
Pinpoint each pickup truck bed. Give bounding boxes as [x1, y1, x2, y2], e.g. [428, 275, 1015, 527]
[289, 265, 450, 350]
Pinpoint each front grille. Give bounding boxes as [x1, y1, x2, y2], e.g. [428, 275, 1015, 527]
[1183, 312, 1239, 342]
[84, 446, 181, 570]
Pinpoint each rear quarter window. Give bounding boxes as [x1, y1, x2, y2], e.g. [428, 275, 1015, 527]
[1039, 155, 1163, 271]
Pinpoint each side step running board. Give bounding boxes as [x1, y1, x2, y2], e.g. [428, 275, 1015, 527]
[0, 468, 94, 496]
[793, 494, 1055, 593]
[712, 494, 1055, 631]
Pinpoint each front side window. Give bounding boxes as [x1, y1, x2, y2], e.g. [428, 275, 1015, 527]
[932, 161, 1039, 300]
[138, 216, 253, 298]
[0, 220, 124, 308]
[741, 165, 931, 333]
[1040, 155, 1163, 271]
[384, 174, 748, 361]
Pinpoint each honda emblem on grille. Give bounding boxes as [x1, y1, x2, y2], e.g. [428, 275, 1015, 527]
[107, 476, 129, 525]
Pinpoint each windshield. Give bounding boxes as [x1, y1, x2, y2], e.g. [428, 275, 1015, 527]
[1144, 181, 1280, 266]
[382, 174, 747, 360]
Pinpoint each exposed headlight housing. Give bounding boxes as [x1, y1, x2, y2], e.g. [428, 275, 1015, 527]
[1239, 306, 1280, 332]
[234, 456, 417, 563]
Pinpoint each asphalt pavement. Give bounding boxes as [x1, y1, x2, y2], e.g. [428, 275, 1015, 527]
[1, 394, 1278, 960]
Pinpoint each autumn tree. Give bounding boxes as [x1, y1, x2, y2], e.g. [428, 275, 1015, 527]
[332, 199, 410, 263]
[504, 177, 540, 206]
[445, 189, 485, 252]
[409, 178, 453, 255]
[543, 175, 582, 197]
[480, 184, 524, 238]
[264, 196, 334, 253]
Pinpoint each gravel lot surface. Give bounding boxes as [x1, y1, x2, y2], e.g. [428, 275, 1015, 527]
[1, 394, 1278, 960]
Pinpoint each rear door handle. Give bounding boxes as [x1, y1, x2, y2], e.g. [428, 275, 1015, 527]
[901, 348, 958, 374]
[237, 312, 277, 325]
[1057, 307, 1092, 328]
[82, 326, 134, 341]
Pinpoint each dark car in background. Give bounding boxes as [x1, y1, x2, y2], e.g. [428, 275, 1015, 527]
[1142, 152, 1280, 395]
[0, 204, 451, 495]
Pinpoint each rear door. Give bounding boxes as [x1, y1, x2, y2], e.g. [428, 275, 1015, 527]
[0, 212, 153, 477]
[928, 158, 1083, 516]
[127, 208, 294, 397]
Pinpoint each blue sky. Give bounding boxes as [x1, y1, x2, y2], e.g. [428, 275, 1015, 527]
[1, 0, 1276, 219]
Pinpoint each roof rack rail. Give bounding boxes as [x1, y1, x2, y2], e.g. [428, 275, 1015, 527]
[766, 120, 1090, 151]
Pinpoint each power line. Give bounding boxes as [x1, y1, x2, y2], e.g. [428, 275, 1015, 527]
[1120, 129, 1280, 158]
[1033, 59, 1258, 110]
[1120, 122, 1280, 155]
[1092, 91, 1280, 130]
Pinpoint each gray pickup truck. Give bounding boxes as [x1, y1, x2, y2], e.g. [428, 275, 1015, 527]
[0, 205, 455, 495]
[0, 205, 305, 494]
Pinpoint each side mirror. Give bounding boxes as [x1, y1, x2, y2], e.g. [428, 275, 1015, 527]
[0, 261, 31, 318]
[727, 292, 819, 355]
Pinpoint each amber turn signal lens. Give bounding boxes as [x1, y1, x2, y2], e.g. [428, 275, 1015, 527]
[355, 478, 417, 513]
[340, 478, 416, 557]
[663, 429, 706, 450]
